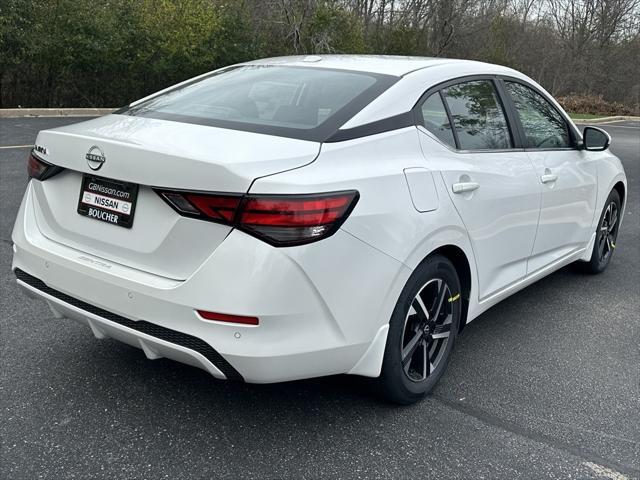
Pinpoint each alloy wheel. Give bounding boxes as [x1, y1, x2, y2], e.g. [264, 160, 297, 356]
[400, 278, 454, 382]
[598, 201, 619, 263]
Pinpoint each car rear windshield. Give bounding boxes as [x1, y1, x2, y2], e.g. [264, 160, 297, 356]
[121, 66, 398, 142]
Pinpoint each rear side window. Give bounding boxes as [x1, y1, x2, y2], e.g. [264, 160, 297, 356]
[442, 80, 512, 150]
[505, 82, 572, 149]
[419, 93, 456, 148]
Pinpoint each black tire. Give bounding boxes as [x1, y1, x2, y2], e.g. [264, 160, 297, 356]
[377, 254, 462, 405]
[582, 190, 621, 274]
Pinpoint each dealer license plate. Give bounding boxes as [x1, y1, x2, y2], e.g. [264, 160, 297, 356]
[77, 174, 139, 228]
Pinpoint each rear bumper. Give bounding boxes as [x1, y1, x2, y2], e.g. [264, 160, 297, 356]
[15, 268, 238, 380]
[12, 183, 409, 383]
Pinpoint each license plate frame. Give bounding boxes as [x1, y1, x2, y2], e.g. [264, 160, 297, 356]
[77, 174, 139, 228]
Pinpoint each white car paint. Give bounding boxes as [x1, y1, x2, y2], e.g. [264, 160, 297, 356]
[12, 55, 627, 384]
[432, 139, 541, 300]
[525, 148, 598, 273]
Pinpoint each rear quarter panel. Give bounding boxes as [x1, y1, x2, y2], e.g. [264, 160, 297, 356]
[250, 127, 480, 329]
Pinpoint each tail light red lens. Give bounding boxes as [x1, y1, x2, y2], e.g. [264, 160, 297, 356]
[240, 195, 352, 226]
[155, 189, 359, 247]
[27, 151, 63, 180]
[239, 192, 358, 245]
[185, 194, 241, 222]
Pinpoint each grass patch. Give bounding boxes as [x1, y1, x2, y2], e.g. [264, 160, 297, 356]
[568, 113, 610, 120]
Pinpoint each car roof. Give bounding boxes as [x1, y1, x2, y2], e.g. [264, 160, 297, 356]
[241, 55, 487, 77]
[130, 54, 569, 140]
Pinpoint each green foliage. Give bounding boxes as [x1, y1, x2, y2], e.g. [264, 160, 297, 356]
[485, 16, 512, 65]
[0, 0, 262, 107]
[374, 24, 423, 56]
[0, 0, 27, 71]
[306, 4, 366, 54]
[0, 0, 638, 110]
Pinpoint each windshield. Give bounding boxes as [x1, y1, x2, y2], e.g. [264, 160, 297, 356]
[122, 66, 398, 141]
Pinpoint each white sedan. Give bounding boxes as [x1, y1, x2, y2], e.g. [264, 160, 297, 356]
[12, 55, 626, 404]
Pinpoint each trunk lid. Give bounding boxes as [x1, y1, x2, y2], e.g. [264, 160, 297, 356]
[31, 114, 320, 280]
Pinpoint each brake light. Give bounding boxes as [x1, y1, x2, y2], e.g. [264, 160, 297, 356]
[27, 151, 63, 180]
[185, 194, 241, 222]
[239, 193, 357, 245]
[155, 189, 359, 247]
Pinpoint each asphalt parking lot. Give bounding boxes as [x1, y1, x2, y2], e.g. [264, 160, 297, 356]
[1, 117, 638, 479]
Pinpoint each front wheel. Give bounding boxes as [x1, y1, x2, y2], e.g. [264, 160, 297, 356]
[377, 254, 462, 404]
[582, 190, 621, 274]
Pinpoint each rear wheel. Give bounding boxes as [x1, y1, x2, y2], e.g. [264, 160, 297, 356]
[377, 254, 461, 404]
[582, 190, 621, 274]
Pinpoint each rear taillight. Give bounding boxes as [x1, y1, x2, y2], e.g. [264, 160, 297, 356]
[184, 193, 242, 222]
[155, 189, 359, 247]
[27, 151, 63, 180]
[238, 193, 357, 245]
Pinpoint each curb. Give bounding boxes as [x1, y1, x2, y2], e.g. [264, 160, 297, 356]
[572, 115, 640, 124]
[0, 108, 117, 118]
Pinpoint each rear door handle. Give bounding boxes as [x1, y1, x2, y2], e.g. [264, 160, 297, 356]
[540, 173, 558, 184]
[452, 182, 480, 194]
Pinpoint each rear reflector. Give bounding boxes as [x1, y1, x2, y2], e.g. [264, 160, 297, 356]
[155, 189, 359, 247]
[197, 310, 259, 326]
[27, 151, 63, 181]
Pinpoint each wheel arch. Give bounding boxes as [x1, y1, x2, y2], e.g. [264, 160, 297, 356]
[613, 181, 626, 208]
[348, 242, 475, 378]
[423, 244, 472, 333]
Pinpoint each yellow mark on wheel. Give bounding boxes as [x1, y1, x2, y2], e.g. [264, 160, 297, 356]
[448, 293, 460, 303]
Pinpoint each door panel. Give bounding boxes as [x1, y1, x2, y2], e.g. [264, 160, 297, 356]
[436, 150, 541, 299]
[417, 81, 542, 300]
[525, 150, 598, 273]
[501, 80, 598, 273]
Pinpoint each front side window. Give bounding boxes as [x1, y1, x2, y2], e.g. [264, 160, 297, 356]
[442, 80, 512, 150]
[505, 82, 571, 149]
[123, 66, 396, 141]
[419, 93, 456, 148]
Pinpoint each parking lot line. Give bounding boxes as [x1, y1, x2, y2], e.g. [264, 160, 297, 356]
[0, 145, 32, 149]
[583, 462, 629, 480]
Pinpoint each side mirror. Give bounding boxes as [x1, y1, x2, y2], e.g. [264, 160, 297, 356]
[582, 126, 611, 151]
